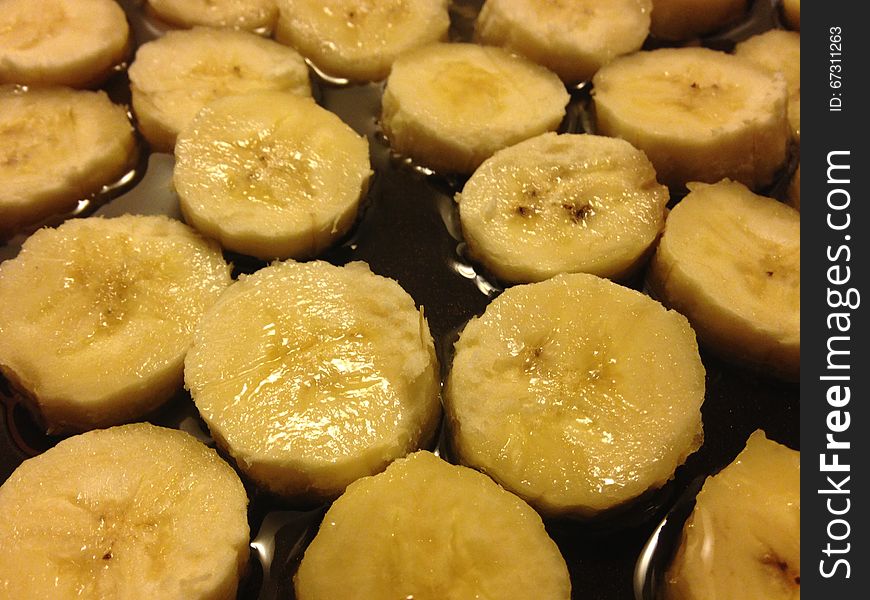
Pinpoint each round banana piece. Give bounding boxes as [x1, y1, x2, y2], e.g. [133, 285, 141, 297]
[0, 215, 232, 433]
[0, 0, 129, 88]
[146, 0, 278, 33]
[446, 273, 706, 518]
[382, 43, 569, 174]
[782, 0, 800, 31]
[295, 451, 571, 600]
[457, 132, 668, 284]
[0, 86, 136, 240]
[275, 0, 450, 82]
[650, 0, 748, 41]
[175, 91, 371, 260]
[647, 180, 800, 380]
[128, 27, 311, 153]
[475, 0, 652, 83]
[735, 29, 800, 143]
[592, 47, 789, 190]
[788, 164, 800, 211]
[665, 431, 800, 600]
[185, 260, 441, 503]
[0, 423, 250, 600]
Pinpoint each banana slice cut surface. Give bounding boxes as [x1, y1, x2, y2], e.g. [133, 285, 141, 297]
[735, 29, 800, 143]
[475, 0, 651, 83]
[0, 423, 250, 600]
[275, 0, 450, 82]
[665, 430, 800, 600]
[647, 179, 800, 379]
[458, 132, 668, 284]
[0, 215, 232, 433]
[146, 0, 278, 33]
[446, 273, 705, 518]
[295, 451, 571, 600]
[381, 43, 569, 174]
[592, 47, 788, 190]
[185, 260, 441, 502]
[0, 86, 136, 240]
[175, 91, 371, 260]
[650, 0, 748, 41]
[128, 27, 311, 153]
[0, 0, 130, 88]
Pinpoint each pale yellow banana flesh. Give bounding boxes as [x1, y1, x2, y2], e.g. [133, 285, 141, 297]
[665, 431, 800, 600]
[382, 43, 569, 174]
[295, 451, 572, 600]
[0, 0, 130, 88]
[185, 260, 441, 503]
[592, 47, 789, 190]
[0, 423, 250, 600]
[275, 0, 450, 82]
[0, 86, 136, 240]
[458, 132, 668, 283]
[734, 29, 800, 143]
[174, 91, 371, 260]
[147, 0, 278, 33]
[128, 27, 311, 153]
[647, 179, 800, 380]
[475, 0, 651, 82]
[0, 215, 232, 433]
[446, 273, 705, 518]
[650, 0, 748, 40]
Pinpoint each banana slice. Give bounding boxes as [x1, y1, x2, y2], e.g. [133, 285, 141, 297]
[592, 47, 789, 190]
[0, 215, 232, 433]
[650, 0, 748, 41]
[275, 0, 450, 82]
[382, 43, 569, 174]
[146, 0, 278, 33]
[457, 132, 668, 284]
[0, 423, 250, 599]
[295, 451, 571, 600]
[647, 179, 800, 380]
[0, 86, 136, 241]
[445, 273, 705, 518]
[185, 260, 441, 503]
[788, 164, 800, 210]
[735, 30, 800, 143]
[475, 0, 652, 83]
[175, 91, 371, 260]
[0, 0, 129, 88]
[782, 0, 800, 31]
[128, 27, 311, 153]
[665, 430, 800, 600]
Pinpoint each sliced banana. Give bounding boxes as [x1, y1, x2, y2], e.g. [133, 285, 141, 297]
[128, 27, 311, 153]
[275, 0, 450, 82]
[0, 0, 129, 88]
[175, 91, 371, 260]
[457, 132, 668, 284]
[382, 43, 569, 174]
[0, 423, 250, 600]
[592, 47, 789, 190]
[665, 431, 800, 600]
[0, 86, 136, 241]
[782, 0, 800, 31]
[475, 0, 652, 83]
[649, 0, 748, 41]
[735, 29, 800, 143]
[445, 273, 705, 518]
[0, 215, 232, 433]
[647, 180, 800, 380]
[788, 164, 800, 210]
[146, 0, 278, 33]
[185, 260, 441, 503]
[295, 451, 571, 600]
